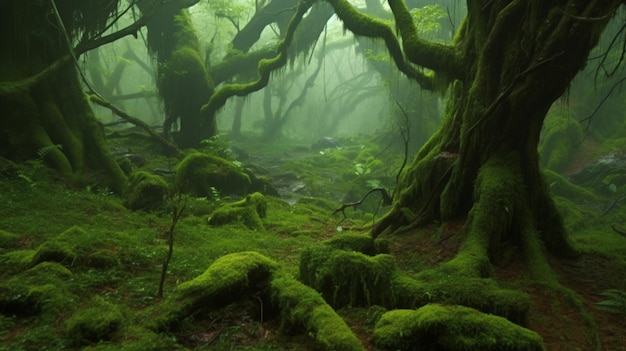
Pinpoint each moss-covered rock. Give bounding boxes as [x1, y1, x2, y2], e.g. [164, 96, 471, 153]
[207, 192, 267, 231]
[175, 152, 250, 196]
[147, 251, 277, 331]
[373, 304, 545, 351]
[271, 272, 365, 351]
[299, 245, 397, 308]
[393, 275, 530, 325]
[31, 226, 126, 269]
[0, 262, 75, 316]
[65, 297, 125, 345]
[323, 233, 378, 255]
[124, 171, 169, 211]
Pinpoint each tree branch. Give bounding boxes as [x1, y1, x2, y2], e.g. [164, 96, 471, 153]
[201, 0, 313, 116]
[323, 0, 435, 90]
[386, 0, 462, 80]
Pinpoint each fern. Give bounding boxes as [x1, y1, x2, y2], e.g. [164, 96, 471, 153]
[596, 289, 626, 315]
[36, 144, 62, 159]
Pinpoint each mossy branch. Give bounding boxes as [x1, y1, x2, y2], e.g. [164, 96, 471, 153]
[387, 0, 462, 80]
[324, 0, 435, 90]
[200, 0, 313, 116]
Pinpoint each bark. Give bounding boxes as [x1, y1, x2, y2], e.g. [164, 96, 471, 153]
[0, 0, 126, 193]
[367, 0, 623, 268]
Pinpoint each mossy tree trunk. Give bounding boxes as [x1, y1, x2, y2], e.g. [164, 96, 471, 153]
[0, 0, 127, 193]
[353, 0, 625, 267]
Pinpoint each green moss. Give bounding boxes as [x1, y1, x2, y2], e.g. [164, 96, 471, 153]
[299, 245, 397, 308]
[0, 229, 19, 251]
[175, 152, 250, 197]
[0, 262, 75, 316]
[539, 108, 583, 172]
[0, 249, 35, 275]
[82, 326, 185, 351]
[271, 272, 365, 351]
[323, 233, 378, 255]
[66, 297, 125, 346]
[124, 170, 169, 211]
[147, 251, 277, 331]
[207, 192, 267, 231]
[544, 169, 600, 203]
[373, 304, 545, 351]
[392, 275, 530, 324]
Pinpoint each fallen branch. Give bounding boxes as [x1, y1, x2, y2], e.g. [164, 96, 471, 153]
[333, 188, 392, 219]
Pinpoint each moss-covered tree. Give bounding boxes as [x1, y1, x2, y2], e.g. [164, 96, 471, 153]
[320, 0, 624, 272]
[0, 0, 128, 192]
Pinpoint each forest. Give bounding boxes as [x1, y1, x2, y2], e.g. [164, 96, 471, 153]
[1, 0, 626, 350]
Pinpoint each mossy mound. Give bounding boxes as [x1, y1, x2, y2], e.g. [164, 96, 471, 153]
[30, 226, 138, 270]
[124, 170, 169, 211]
[323, 233, 379, 255]
[0, 262, 75, 316]
[299, 245, 397, 308]
[147, 251, 277, 331]
[81, 326, 186, 351]
[393, 275, 530, 324]
[373, 304, 545, 351]
[175, 152, 250, 197]
[207, 192, 267, 231]
[65, 297, 125, 346]
[271, 272, 365, 351]
[0, 230, 20, 253]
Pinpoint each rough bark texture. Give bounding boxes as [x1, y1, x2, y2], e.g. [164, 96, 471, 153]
[368, 0, 623, 267]
[0, 0, 126, 192]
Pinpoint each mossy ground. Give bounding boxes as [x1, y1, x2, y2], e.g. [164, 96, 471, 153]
[0, 130, 625, 350]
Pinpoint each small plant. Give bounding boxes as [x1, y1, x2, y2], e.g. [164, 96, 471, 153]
[354, 163, 371, 176]
[157, 191, 187, 299]
[37, 144, 62, 159]
[596, 289, 626, 315]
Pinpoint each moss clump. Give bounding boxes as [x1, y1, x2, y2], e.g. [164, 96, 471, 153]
[323, 233, 378, 255]
[147, 251, 277, 331]
[373, 304, 545, 351]
[0, 230, 19, 251]
[207, 192, 267, 231]
[0, 262, 75, 316]
[393, 275, 530, 324]
[0, 249, 36, 275]
[124, 170, 169, 211]
[271, 272, 365, 351]
[65, 297, 125, 346]
[299, 245, 397, 308]
[81, 326, 186, 351]
[175, 152, 250, 197]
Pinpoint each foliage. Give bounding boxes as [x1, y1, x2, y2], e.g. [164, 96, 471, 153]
[410, 5, 447, 38]
[596, 289, 626, 315]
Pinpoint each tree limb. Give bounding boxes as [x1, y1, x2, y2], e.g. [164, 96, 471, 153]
[323, 0, 435, 90]
[387, 0, 462, 79]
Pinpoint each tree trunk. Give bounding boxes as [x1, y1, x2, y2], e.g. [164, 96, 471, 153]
[0, 1, 126, 193]
[373, 0, 622, 268]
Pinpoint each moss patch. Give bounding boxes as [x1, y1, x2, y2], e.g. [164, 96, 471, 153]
[65, 297, 125, 346]
[207, 192, 267, 231]
[373, 304, 545, 351]
[124, 170, 169, 211]
[271, 272, 365, 351]
[175, 152, 250, 196]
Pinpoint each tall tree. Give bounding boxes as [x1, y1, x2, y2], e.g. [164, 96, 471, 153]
[321, 0, 623, 272]
[0, 0, 132, 192]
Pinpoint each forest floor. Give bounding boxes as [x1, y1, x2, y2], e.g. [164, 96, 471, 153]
[1, 131, 625, 350]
